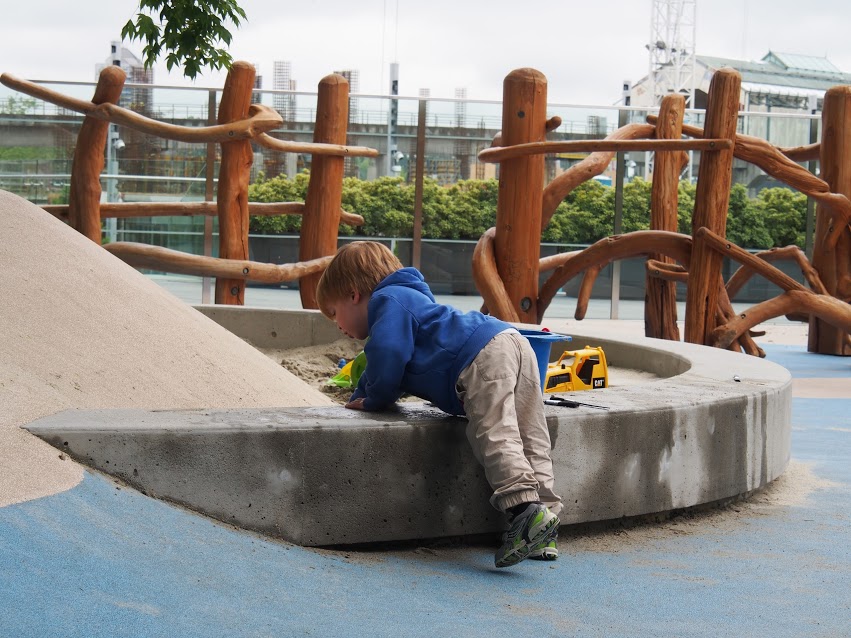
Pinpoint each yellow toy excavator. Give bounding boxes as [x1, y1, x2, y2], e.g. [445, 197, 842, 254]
[543, 346, 609, 394]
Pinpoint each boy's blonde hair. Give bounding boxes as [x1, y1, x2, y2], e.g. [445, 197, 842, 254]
[316, 241, 404, 317]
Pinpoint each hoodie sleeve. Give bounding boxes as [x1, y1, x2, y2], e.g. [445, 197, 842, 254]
[349, 295, 417, 411]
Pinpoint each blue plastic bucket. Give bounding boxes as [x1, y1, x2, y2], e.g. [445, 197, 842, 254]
[519, 329, 572, 392]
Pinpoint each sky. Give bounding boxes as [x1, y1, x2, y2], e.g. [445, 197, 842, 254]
[2, 0, 851, 105]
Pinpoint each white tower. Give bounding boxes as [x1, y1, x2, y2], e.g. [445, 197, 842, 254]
[273, 61, 296, 120]
[647, 0, 697, 107]
[334, 69, 360, 121]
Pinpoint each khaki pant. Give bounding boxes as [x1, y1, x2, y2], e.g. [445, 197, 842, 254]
[456, 330, 562, 515]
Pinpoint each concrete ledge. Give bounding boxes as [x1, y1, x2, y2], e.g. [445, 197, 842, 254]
[26, 314, 792, 547]
[193, 305, 341, 350]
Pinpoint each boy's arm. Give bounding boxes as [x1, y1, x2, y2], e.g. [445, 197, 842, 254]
[349, 296, 416, 411]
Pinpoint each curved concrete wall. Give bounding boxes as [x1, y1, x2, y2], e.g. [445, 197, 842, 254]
[27, 310, 792, 546]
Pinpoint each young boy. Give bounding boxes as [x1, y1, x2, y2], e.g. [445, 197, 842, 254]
[316, 241, 562, 567]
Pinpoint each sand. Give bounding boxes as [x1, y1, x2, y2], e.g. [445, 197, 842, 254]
[0, 191, 333, 507]
[260, 338, 663, 405]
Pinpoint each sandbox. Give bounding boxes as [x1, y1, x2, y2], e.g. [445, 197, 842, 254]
[26, 306, 792, 546]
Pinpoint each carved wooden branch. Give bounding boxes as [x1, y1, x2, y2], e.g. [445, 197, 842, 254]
[725, 245, 828, 299]
[539, 250, 581, 274]
[471, 227, 520, 322]
[537, 230, 693, 322]
[42, 201, 364, 226]
[103, 102, 283, 142]
[646, 259, 688, 281]
[1, 73, 284, 143]
[645, 260, 767, 347]
[716, 277, 764, 356]
[541, 123, 655, 228]
[778, 142, 820, 162]
[574, 264, 603, 320]
[700, 228, 851, 349]
[696, 228, 808, 293]
[255, 133, 379, 158]
[1, 73, 95, 113]
[105, 242, 331, 283]
[655, 115, 851, 249]
[711, 290, 851, 349]
[478, 137, 731, 164]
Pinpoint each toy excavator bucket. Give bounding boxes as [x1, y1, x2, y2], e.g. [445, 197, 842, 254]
[328, 350, 367, 388]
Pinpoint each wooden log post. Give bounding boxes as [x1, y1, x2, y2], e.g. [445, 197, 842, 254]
[215, 61, 256, 305]
[494, 68, 548, 323]
[645, 94, 685, 341]
[684, 68, 741, 345]
[68, 66, 126, 242]
[809, 86, 851, 355]
[299, 74, 350, 309]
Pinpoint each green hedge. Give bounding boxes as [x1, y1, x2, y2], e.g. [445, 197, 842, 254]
[248, 172, 807, 249]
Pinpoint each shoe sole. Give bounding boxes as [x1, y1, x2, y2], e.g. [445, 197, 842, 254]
[528, 528, 560, 561]
[528, 547, 558, 561]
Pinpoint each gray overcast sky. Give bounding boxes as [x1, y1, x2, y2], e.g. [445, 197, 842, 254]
[2, 0, 851, 104]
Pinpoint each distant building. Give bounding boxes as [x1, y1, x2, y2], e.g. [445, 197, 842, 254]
[273, 61, 297, 120]
[631, 50, 851, 127]
[630, 51, 851, 191]
[334, 69, 360, 121]
[96, 41, 153, 112]
[252, 65, 263, 105]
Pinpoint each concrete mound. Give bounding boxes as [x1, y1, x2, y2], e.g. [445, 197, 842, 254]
[0, 190, 332, 507]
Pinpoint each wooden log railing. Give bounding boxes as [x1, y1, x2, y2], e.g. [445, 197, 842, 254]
[493, 67, 549, 324]
[1, 64, 379, 307]
[540, 123, 655, 229]
[697, 228, 851, 349]
[810, 86, 851, 355]
[299, 74, 350, 309]
[477, 137, 731, 164]
[68, 66, 125, 243]
[648, 115, 851, 249]
[475, 66, 851, 357]
[684, 68, 740, 346]
[0, 73, 283, 142]
[645, 94, 686, 342]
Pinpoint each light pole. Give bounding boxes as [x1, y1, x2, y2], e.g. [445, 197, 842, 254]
[105, 124, 124, 243]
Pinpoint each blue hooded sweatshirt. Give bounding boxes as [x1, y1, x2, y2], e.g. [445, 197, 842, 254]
[350, 267, 512, 415]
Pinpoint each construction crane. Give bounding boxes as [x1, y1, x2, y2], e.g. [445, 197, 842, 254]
[647, 0, 697, 108]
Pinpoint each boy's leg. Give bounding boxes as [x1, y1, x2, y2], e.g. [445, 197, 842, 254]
[512, 334, 563, 517]
[457, 332, 540, 512]
[506, 333, 563, 562]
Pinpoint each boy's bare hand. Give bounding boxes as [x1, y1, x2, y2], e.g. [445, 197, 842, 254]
[345, 397, 366, 410]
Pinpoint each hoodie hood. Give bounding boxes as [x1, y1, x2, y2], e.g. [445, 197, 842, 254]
[373, 268, 435, 302]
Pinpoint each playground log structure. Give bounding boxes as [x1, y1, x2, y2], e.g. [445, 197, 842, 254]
[475, 68, 851, 357]
[3, 63, 850, 356]
[0, 62, 378, 308]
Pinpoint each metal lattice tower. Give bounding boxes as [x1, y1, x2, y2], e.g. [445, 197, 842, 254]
[648, 0, 697, 107]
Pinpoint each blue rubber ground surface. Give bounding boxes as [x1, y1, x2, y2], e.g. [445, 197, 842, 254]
[1, 344, 849, 637]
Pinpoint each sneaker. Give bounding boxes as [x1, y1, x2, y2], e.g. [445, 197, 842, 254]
[528, 526, 559, 561]
[494, 502, 560, 568]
